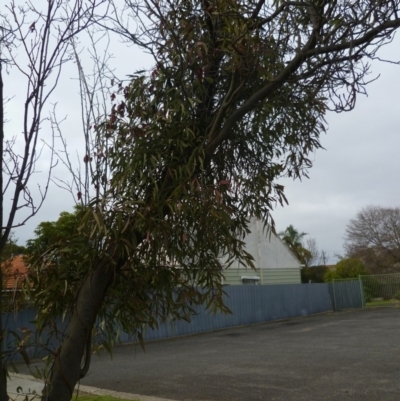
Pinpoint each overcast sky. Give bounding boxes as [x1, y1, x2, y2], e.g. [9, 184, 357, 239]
[272, 38, 400, 264]
[4, 7, 400, 265]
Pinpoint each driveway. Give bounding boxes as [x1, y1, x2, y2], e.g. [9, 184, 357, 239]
[79, 308, 400, 401]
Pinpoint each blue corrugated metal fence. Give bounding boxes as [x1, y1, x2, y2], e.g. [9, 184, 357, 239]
[130, 283, 334, 343]
[2, 281, 363, 360]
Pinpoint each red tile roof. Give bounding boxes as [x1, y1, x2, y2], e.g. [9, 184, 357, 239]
[1, 255, 28, 289]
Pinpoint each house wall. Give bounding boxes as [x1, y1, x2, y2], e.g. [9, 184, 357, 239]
[223, 267, 301, 285]
[218, 219, 303, 285]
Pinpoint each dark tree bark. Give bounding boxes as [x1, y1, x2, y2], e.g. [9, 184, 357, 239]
[44, 253, 119, 399]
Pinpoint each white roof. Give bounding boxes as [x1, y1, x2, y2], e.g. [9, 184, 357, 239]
[225, 217, 302, 269]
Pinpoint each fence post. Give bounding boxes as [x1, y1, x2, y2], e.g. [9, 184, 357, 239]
[358, 275, 365, 308]
[332, 279, 337, 312]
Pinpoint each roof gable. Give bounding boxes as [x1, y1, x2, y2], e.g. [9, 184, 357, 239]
[223, 218, 303, 269]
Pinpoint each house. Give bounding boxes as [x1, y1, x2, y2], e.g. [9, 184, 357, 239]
[221, 218, 303, 285]
[1, 255, 28, 290]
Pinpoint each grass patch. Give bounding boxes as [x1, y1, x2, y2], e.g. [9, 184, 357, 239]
[366, 300, 399, 307]
[73, 395, 135, 401]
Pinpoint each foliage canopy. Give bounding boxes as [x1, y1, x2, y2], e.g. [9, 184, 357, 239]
[279, 225, 311, 265]
[301, 265, 328, 283]
[344, 205, 400, 273]
[324, 258, 368, 282]
[30, 0, 334, 347]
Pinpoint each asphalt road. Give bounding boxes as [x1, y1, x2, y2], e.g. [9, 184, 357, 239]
[79, 308, 400, 401]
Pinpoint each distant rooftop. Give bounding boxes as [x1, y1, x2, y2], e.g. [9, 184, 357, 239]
[1, 255, 28, 289]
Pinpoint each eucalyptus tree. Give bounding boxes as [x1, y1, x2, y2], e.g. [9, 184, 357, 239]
[23, 1, 400, 400]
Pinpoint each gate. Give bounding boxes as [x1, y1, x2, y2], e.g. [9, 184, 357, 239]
[360, 273, 400, 307]
[331, 278, 364, 311]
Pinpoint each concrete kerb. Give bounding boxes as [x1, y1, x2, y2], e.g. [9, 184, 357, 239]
[74, 382, 177, 401]
[8, 373, 177, 401]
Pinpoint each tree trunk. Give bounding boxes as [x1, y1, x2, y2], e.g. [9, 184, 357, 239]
[0, 56, 9, 401]
[0, 269, 8, 401]
[43, 253, 118, 401]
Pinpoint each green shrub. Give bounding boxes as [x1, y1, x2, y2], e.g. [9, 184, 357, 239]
[323, 258, 368, 282]
[301, 266, 329, 283]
